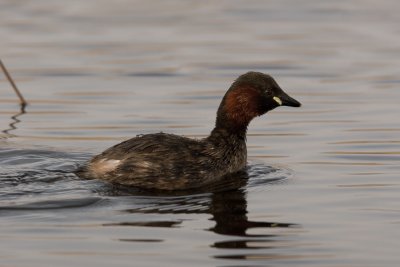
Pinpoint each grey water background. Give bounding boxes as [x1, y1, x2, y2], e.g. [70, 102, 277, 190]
[1, 1, 400, 266]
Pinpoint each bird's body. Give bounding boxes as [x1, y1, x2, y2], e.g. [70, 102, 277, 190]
[77, 72, 301, 190]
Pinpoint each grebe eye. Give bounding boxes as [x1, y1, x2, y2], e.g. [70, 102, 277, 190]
[264, 89, 272, 96]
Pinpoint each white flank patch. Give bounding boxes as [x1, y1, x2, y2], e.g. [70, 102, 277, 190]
[103, 159, 121, 170]
[91, 158, 121, 174]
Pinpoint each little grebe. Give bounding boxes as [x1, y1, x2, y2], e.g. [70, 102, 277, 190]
[77, 72, 301, 190]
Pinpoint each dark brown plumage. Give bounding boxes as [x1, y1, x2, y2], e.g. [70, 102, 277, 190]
[77, 72, 301, 190]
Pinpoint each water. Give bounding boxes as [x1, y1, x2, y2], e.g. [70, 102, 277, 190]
[1, 1, 400, 266]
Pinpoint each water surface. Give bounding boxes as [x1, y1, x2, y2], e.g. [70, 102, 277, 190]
[1, 1, 400, 266]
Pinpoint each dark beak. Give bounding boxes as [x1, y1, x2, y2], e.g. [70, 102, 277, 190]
[276, 91, 301, 107]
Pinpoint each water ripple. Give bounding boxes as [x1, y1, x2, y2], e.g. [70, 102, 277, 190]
[0, 148, 292, 215]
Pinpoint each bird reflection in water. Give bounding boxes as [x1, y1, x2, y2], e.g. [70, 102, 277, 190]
[208, 171, 300, 263]
[103, 167, 299, 262]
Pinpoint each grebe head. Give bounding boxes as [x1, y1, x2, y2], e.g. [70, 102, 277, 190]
[216, 72, 301, 132]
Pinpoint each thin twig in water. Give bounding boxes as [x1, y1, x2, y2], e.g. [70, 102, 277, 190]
[1, 105, 26, 137]
[0, 59, 27, 106]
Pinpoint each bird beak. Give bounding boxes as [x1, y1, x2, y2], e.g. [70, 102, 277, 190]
[273, 91, 301, 107]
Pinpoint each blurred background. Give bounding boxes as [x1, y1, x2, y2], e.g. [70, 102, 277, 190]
[1, 1, 399, 267]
